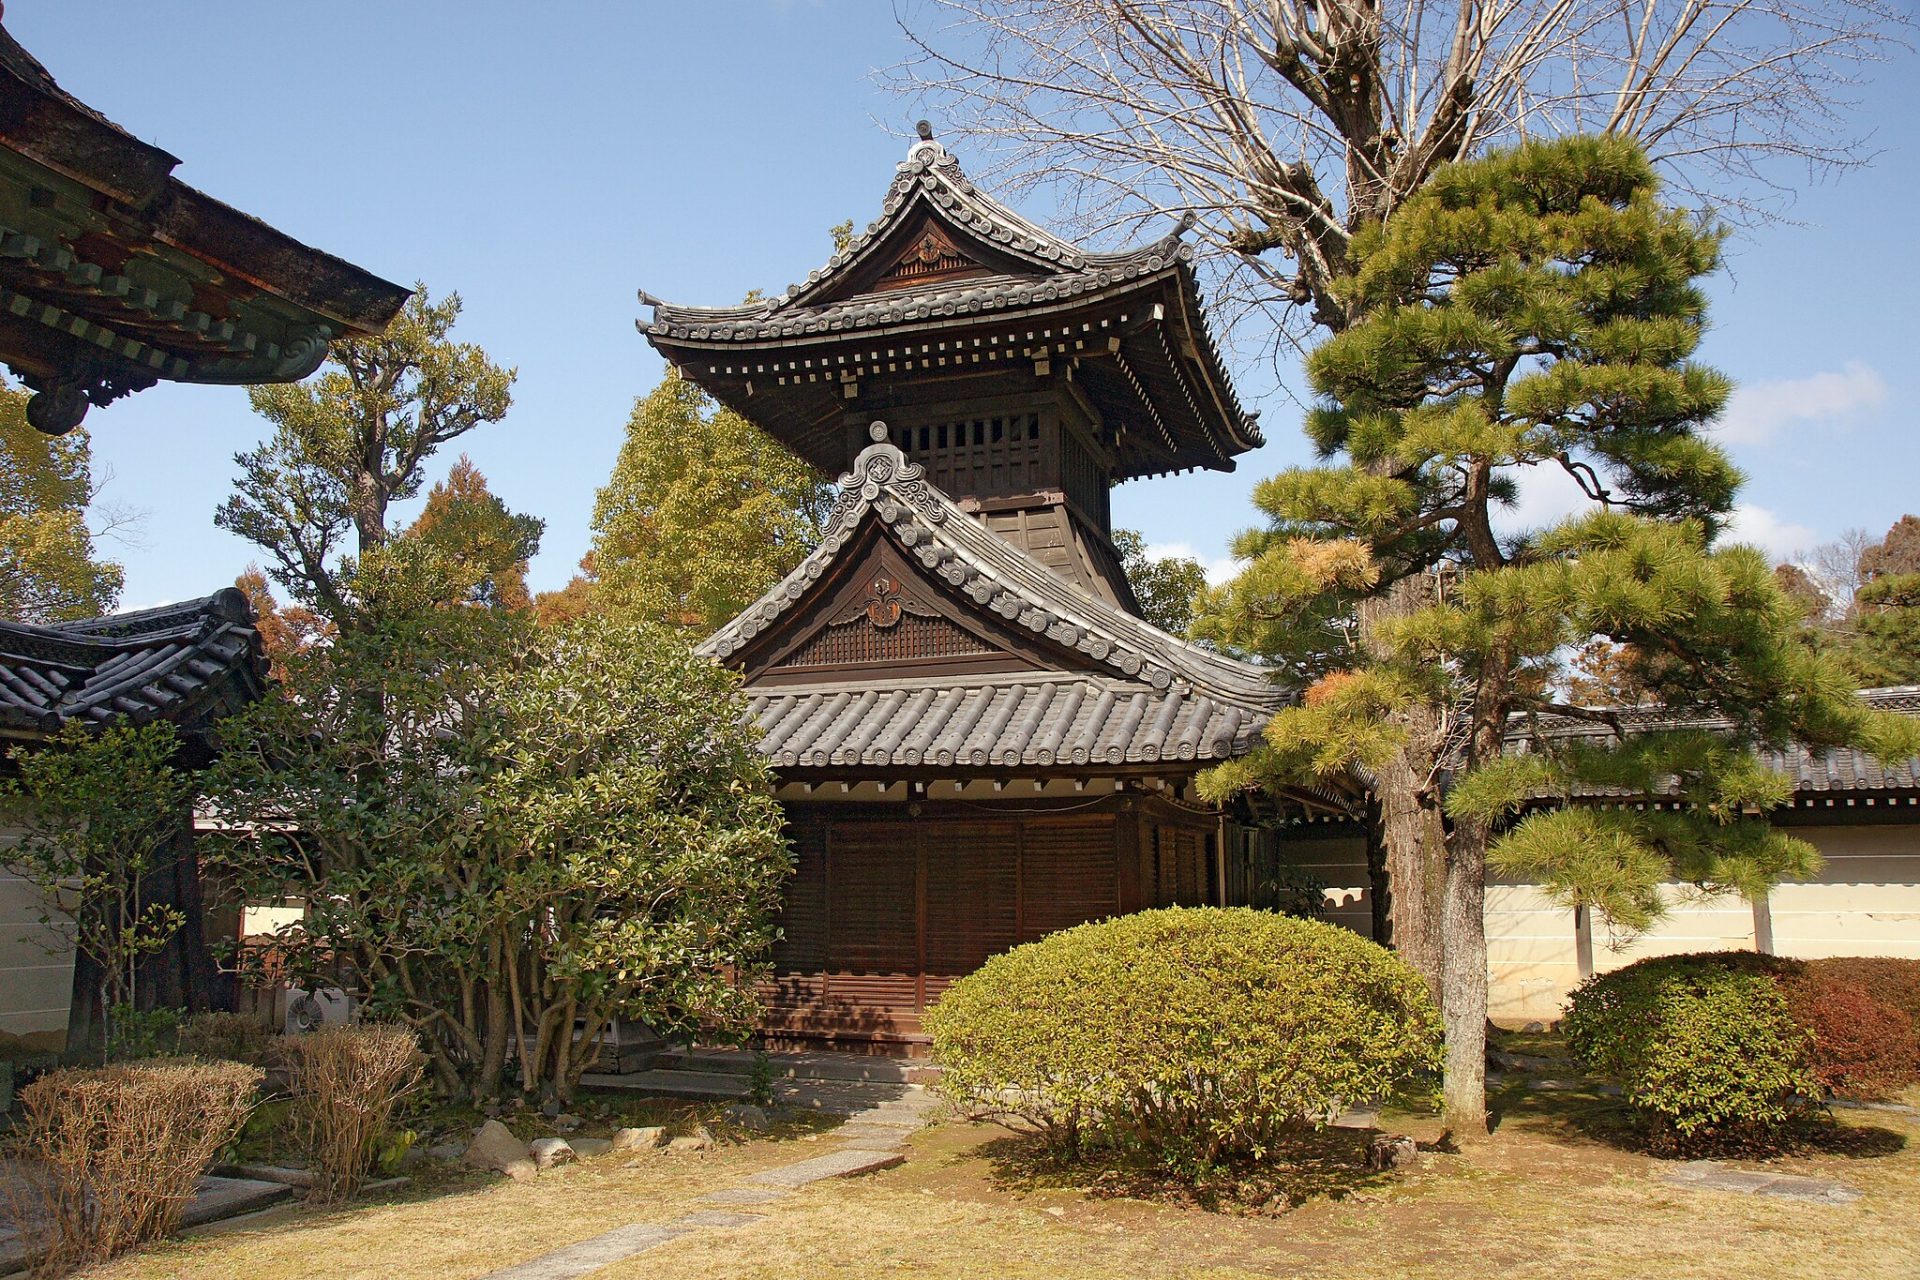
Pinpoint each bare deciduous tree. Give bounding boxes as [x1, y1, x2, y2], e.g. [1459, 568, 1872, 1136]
[892, 0, 1905, 338]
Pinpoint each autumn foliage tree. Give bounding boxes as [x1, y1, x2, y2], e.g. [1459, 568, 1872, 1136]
[1193, 137, 1919, 1133]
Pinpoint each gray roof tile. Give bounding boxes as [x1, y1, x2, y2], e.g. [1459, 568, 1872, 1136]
[0, 589, 267, 738]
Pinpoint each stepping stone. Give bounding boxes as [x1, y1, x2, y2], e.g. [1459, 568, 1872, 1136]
[832, 1126, 907, 1147]
[1660, 1160, 1861, 1204]
[480, 1223, 689, 1279]
[1331, 1109, 1379, 1130]
[672, 1210, 766, 1228]
[742, 1147, 906, 1188]
[700, 1186, 792, 1205]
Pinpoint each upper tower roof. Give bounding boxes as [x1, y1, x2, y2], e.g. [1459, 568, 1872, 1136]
[640, 126, 1262, 484]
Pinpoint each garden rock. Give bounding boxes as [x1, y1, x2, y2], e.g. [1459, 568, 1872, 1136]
[555, 1113, 583, 1133]
[667, 1127, 713, 1153]
[426, 1141, 465, 1161]
[611, 1126, 667, 1152]
[464, 1120, 536, 1181]
[529, 1137, 575, 1169]
[1366, 1134, 1418, 1171]
[723, 1103, 770, 1132]
[571, 1137, 613, 1158]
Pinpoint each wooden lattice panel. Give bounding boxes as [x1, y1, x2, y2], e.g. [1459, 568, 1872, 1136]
[774, 612, 991, 668]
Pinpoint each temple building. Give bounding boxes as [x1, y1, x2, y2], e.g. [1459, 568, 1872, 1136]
[0, 22, 409, 433]
[642, 125, 1287, 1051]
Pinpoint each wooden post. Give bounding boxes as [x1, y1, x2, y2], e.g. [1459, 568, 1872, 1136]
[1752, 892, 1775, 955]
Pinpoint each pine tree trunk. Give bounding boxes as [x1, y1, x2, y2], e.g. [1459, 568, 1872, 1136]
[1439, 817, 1490, 1136]
[1359, 577, 1448, 1000]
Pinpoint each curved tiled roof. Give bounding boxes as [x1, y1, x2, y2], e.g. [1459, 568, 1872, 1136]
[701, 437, 1283, 712]
[0, 589, 267, 738]
[748, 671, 1261, 771]
[1515, 687, 1920, 800]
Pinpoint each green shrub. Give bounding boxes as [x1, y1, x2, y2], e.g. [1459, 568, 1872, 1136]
[1564, 952, 1818, 1151]
[10, 1058, 261, 1272]
[176, 1012, 275, 1066]
[924, 907, 1440, 1175]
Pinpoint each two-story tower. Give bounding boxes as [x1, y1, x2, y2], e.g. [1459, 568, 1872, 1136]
[641, 126, 1287, 1052]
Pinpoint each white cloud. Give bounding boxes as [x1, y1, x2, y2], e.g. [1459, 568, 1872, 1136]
[1723, 504, 1821, 560]
[1145, 540, 1240, 586]
[1714, 361, 1887, 447]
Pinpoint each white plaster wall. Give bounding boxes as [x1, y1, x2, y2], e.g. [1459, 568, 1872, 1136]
[0, 825, 74, 1039]
[1770, 823, 1920, 960]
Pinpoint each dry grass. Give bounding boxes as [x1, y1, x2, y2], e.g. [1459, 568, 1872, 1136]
[78, 1090, 1920, 1280]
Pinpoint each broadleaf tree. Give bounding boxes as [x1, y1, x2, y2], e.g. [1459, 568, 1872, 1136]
[205, 610, 790, 1103]
[1114, 528, 1208, 635]
[542, 371, 833, 633]
[0, 382, 122, 622]
[1193, 137, 1920, 1134]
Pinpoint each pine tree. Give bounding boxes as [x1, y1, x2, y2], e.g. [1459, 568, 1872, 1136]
[1841, 515, 1920, 686]
[1195, 137, 1919, 1134]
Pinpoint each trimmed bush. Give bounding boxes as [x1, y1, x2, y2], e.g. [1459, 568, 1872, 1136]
[1781, 958, 1920, 1098]
[277, 1024, 425, 1202]
[10, 1058, 261, 1272]
[1564, 952, 1818, 1151]
[176, 1012, 275, 1066]
[924, 907, 1440, 1175]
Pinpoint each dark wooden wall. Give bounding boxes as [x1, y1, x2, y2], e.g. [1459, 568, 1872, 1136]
[764, 798, 1218, 1049]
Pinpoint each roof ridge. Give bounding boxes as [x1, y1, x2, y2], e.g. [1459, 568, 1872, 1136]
[643, 129, 1196, 325]
[701, 433, 1286, 713]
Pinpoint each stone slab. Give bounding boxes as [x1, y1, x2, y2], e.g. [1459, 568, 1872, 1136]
[1660, 1160, 1861, 1203]
[479, 1223, 689, 1280]
[831, 1125, 908, 1146]
[700, 1186, 793, 1205]
[742, 1147, 905, 1188]
[1331, 1109, 1380, 1130]
[672, 1210, 766, 1228]
[1, 1177, 292, 1277]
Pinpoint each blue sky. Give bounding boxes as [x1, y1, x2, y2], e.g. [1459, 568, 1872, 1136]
[8, 2, 1917, 608]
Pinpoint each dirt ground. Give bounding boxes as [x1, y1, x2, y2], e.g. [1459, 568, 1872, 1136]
[72, 1084, 1920, 1280]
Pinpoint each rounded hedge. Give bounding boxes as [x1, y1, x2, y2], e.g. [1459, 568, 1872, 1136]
[924, 907, 1441, 1170]
[1563, 952, 1818, 1150]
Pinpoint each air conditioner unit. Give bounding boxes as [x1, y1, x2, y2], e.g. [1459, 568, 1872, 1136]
[280, 986, 355, 1035]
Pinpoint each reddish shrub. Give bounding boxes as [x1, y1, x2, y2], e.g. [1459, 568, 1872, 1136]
[1780, 963, 1920, 1099]
[1807, 957, 1920, 1022]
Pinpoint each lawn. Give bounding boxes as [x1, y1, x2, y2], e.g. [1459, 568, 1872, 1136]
[77, 1077, 1920, 1280]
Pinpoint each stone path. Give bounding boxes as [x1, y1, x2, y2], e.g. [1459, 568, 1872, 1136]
[1660, 1159, 1862, 1204]
[1, 1174, 291, 1276]
[475, 1086, 941, 1280]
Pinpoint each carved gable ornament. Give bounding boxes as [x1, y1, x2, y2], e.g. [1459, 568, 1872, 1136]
[877, 222, 983, 290]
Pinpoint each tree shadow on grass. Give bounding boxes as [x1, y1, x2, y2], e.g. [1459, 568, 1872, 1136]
[957, 1124, 1416, 1216]
[1491, 1078, 1909, 1162]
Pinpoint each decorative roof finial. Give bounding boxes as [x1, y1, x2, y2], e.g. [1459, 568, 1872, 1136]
[869, 420, 890, 442]
[915, 120, 934, 141]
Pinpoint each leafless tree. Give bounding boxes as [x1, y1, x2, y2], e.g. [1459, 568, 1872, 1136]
[891, 0, 1907, 340]
[1787, 526, 1875, 619]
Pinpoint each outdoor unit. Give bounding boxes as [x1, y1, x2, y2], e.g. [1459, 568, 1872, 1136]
[278, 986, 355, 1035]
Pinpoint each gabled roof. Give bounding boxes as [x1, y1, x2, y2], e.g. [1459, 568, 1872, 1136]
[0, 589, 267, 741]
[702, 434, 1285, 771]
[642, 130, 1262, 482]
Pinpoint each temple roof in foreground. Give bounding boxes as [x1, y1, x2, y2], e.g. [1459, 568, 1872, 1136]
[643, 126, 1262, 483]
[701, 435, 1286, 773]
[0, 589, 267, 741]
[0, 24, 411, 432]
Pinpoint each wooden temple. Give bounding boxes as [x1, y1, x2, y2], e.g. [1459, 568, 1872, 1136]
[643, 125, 1287, 1052]
[0, 21, 410, 434]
